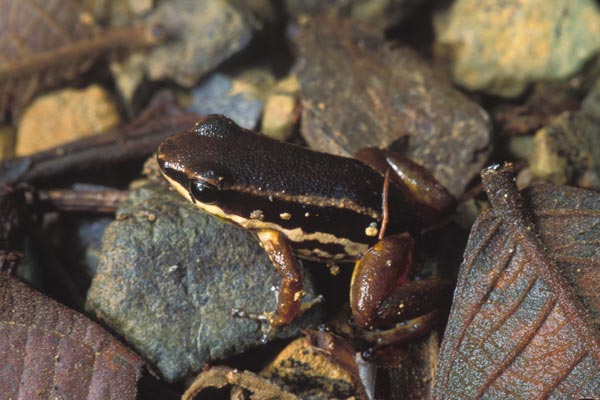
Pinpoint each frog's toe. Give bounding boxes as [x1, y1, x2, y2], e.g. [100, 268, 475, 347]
[231, 308, 278, 342]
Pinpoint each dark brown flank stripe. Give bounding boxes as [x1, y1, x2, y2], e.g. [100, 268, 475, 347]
[159, 162, 420, 243]
[229, 185, 379, 217]
[215, 189, 415, 246]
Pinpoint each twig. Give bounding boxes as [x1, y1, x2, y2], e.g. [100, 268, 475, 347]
[0, 94, 200, 185]
[34, 187, 128, 214]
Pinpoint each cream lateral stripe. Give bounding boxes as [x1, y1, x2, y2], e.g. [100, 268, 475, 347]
[163, 173, 369, 257]
[228, 184, 380, 219]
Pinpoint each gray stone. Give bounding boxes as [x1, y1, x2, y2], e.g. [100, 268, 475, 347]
[285, 0, 427, 29]
[582, 77, 600, 121]
[435, 0, 600, 97]
[188, 73, 265, 130]
[529, 111, 600, 189]
[86, 182, 323, 382]
[147, 0, 255, 87]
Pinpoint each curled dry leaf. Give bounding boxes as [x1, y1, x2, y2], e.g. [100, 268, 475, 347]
[183, 366, 300, 400]
[0, 0, 165, 119]
[0, 273, 144, 399]
[434, 163, 600, 399]
[492, 82, 582, 136]
[263, 330, 368, 399]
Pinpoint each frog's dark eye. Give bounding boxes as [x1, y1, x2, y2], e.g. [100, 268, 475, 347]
[189, 180, 219, 204]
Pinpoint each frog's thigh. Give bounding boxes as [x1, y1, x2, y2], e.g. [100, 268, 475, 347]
[350, 233, 414, 329]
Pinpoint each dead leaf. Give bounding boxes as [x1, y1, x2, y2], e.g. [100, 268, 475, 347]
[434, 163, 600, 399]
[492, 82, 582, 136]
[294, 17, 492, 197]
[0, 185, 25, 272]
[263, 330, 368, 399]
[183, 366, 300, 400]
[365, 331, 440, 400]
[0, 0, 164, 119]
[0, 273, 144, 399]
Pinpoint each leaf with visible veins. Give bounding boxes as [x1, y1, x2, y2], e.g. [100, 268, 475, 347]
[0, 273, 144, 399]
[434, 164, 600, 399]
[0, 0, 164, 119]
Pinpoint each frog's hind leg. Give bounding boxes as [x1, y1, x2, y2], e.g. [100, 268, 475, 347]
[350, 233, 414, 330]
[354, 148, 456, 228]
[232, 228, 321, 340]
[350, 232, 452, 334]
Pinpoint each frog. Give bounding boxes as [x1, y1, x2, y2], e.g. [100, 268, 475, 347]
[156, 114, 455, 339]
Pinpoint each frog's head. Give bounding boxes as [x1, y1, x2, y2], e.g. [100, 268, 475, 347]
[156, 115, 239, 215]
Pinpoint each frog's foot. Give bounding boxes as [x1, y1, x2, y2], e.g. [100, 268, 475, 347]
[231, 308, 277, 342]
[232, 295, 324, 343]
[356, 309, 440, 349]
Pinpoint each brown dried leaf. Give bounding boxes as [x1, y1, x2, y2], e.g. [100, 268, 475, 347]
[492, 82, 582, 136]
[294, 17, 492, 197]
[0, 273, 143, 399]
[434, 164, 600, 399]
[363, 331, 439, 400]
[0, 185, 25, 272]
[183, 366, 300, 400]
[0, 0, 163, 119]
[264, 330, 368, 399]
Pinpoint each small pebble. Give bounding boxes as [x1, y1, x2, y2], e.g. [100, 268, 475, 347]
[262, 75, 300, 141]
[16, 85, 121, 156]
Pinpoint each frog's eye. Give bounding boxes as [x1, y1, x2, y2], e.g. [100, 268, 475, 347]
[189, 180, 219, 204]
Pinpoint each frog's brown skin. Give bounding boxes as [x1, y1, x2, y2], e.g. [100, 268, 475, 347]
[157, 114, 455, 335]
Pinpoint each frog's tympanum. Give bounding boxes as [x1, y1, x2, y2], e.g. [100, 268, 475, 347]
[157, 115, 455, 339]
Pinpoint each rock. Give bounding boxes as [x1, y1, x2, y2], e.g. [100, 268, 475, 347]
[295, 17, 492, 197]
[16, 85, 121, 156]
[230, 0, 277, 25]
[582, 76, 600, 120]
[491, 81, 583, 136]
[128, 0, 153, 15]
[80, 0, 138, 27]
[529, 111, 600, 189]
[58, 215, 113, 278]
[262, 75, 300, 141]
[507, 135, 534, 162]
[435, 0, 600, 97]
[86, 182, 323, 382]
[188, 69, 275, 129]
[285, 0, 427, 29]
[110, 53, 148, 111]
[146, 0, 256, 87]
[0, 124, 16, 161]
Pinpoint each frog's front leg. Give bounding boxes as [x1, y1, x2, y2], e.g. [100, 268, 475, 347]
[233, 228, 320, 335]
